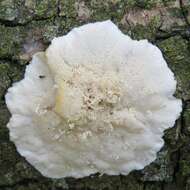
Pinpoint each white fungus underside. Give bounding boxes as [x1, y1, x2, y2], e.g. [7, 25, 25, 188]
[6, 20, 182, 178]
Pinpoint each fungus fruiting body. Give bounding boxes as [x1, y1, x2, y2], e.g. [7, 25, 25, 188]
[6, 20, 182, 178]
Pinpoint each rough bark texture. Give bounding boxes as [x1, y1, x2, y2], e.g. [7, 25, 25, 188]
[0, 0, 190, 189]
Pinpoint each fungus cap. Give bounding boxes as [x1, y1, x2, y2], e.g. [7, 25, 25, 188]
[5, 20, 182, 178]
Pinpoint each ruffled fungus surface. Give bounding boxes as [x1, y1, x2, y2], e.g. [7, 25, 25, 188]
[5, 20, 182, 178]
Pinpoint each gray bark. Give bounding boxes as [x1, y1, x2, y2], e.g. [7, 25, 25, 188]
[0, 0, 190, 189]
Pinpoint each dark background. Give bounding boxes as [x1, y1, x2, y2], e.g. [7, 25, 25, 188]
[0, 0, 190, 189]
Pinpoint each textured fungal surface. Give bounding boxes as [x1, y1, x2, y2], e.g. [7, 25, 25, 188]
[5, 20, 182, 178]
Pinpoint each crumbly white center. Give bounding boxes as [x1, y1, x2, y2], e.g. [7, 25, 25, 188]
[51, 64, 124, 139]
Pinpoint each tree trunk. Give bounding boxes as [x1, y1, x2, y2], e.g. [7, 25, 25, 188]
[0, 0, 190, 189]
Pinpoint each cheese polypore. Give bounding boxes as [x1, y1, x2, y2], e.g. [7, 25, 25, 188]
[5, 20, 182, 178]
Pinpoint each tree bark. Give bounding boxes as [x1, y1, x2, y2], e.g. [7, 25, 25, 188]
[0, 0, 190, 189]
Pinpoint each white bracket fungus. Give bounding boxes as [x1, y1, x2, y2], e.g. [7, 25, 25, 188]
[5, 20, 182, 178]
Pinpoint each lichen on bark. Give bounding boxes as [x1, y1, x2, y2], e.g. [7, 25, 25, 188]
[0, 0, 190, 189]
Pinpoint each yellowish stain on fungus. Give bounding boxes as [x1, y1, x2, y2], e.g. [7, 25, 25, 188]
[54, 83, 64, 116]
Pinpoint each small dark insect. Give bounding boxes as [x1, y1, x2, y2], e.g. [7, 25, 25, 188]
[39, 75, 46, 79]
